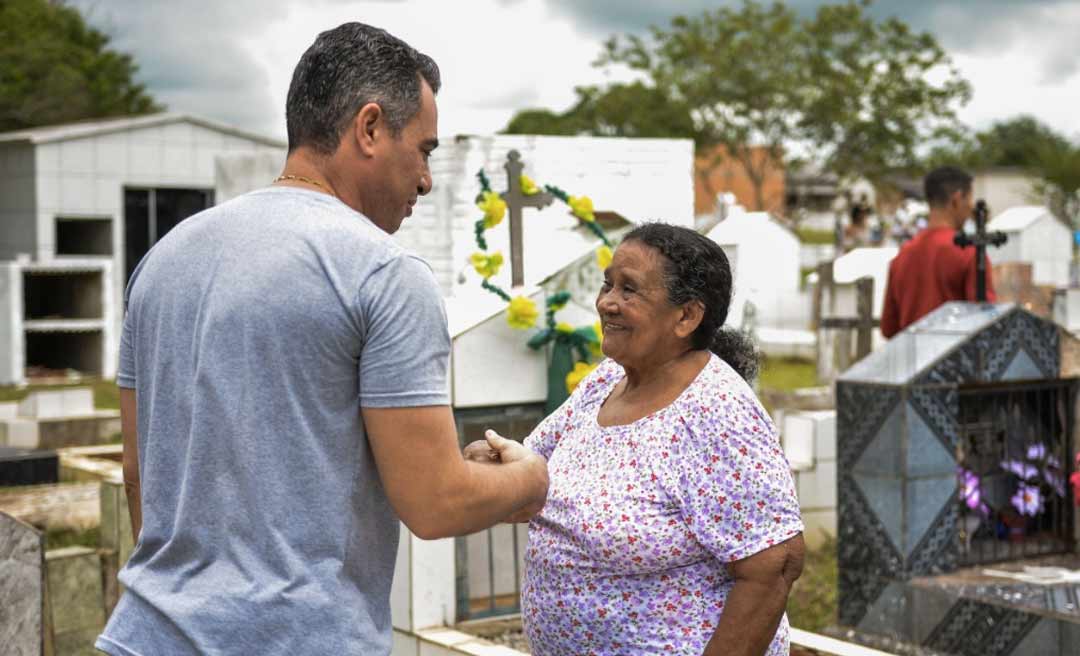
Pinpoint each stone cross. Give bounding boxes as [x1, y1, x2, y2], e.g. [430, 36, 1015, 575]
[500, 150, 554, 288]
[954, 200, 1007, 302]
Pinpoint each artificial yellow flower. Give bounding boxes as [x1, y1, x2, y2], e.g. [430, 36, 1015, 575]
[565, 361, 598, 394]
[470, 252, 504, 279]
[555, 321, 575, 334]
[477, 190, 507, 228]
[589, 320, 604, 358]
[507, 295, 539, 330]
[596, 245, 613, 269]
[568, 195, 595, 222]
[520, 174, 540, 196]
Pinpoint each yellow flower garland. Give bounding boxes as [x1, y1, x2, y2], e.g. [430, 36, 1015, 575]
[477, 190, 507, 228]
[596, 245, 613, 269]
[507, 295, 540, 330]
[520, 174, 540, 196]
[568, 195, 595, 223]
[565, 360, 598, 394]
[470, 252, 504, 279]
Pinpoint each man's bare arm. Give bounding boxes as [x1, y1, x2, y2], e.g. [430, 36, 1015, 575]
[704, 534, 806, 656]
[119, 387, 142, 539]
[364, 406, 548, 540]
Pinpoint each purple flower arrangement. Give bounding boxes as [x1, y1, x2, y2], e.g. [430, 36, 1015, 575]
[958, 442, 1067, 522]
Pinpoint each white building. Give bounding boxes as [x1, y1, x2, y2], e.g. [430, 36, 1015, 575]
[705, 211, 804, 329]
[990, 205, 1072, 287]
[972, 168, 1040, 216]
[0, 114, 284, 384]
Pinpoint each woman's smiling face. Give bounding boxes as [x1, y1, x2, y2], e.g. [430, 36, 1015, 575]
[595, 241, 685, 368]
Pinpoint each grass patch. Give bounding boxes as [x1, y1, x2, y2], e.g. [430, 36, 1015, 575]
[795, 226, 835, 245]
[45, 526, 100, 550]
[787, 537, 837, 633]
[759, 357, 818, 392]
[0, 379, 120, 410]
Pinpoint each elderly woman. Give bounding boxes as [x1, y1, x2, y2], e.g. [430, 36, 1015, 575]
[473, 223, 804, 655]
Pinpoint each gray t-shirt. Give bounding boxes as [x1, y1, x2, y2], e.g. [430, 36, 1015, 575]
[97, 187, 450, 656]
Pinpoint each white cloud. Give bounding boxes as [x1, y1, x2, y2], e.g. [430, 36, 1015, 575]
[73, 0, 1080, 143]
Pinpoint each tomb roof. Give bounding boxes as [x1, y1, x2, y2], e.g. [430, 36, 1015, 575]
[989, 205, 1055, 232]
[839, 302, 1060, 386]
[0, 113, 284, 148]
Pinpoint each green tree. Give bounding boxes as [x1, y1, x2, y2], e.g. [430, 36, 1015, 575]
[0, 0, 161, 132]
[1031, 139, 1080, 252]
[504, 82, 698, 139]
[505, 1, 970, 210]
[927, 115, 1073, 170]
[798, 1, 971, 181]
[597, 1, 805, 210]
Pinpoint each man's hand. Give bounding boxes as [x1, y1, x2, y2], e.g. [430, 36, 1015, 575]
[366, 406, 549, 538]
[483, 430, 548, 521]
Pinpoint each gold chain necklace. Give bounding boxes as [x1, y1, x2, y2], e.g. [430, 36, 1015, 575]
[274, 174, 335, 197]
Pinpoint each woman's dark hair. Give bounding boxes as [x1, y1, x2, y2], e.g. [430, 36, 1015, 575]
[621, 223, 760, 383]
[286, 22, 441, 155]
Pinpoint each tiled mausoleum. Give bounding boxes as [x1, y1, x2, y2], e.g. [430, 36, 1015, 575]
[836, 301, 1080, 655]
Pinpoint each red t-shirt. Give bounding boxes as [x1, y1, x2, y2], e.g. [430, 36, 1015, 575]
[881, 227, 997, 338]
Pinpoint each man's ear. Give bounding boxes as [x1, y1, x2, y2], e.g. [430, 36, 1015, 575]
[675, 300, 705, 340]
[353, 102, 382, 158]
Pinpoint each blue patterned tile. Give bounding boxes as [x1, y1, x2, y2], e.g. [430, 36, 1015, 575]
[852, 473, 904, 554]
[906, 402, 956, 477]
[853, 401, 904, 476]
[1000, 347, 1045, 382]
[904, 475, 956, 560]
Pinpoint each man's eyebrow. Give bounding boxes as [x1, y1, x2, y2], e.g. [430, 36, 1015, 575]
[422, 138, 439, 150]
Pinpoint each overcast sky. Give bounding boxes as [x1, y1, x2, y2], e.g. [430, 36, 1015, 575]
[72, 0, 1080, 143]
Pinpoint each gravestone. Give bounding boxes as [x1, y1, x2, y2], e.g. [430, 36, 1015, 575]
[0, 511, 47, 656]
[835, 301, 1080, 654]
[0, 447, 58, 486]
[990, 206, 1072, 288]
[705, 212, 805, 331]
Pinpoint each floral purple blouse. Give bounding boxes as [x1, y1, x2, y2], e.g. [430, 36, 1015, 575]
[522, 354, 803, 655]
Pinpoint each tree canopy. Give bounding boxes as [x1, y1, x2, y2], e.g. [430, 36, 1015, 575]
[504, 0, 971, 209]
[0, 0, 161, 132]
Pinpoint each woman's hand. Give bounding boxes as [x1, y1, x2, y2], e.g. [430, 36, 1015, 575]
[463, 439, 499, 463]
[704, 534, 805, 656]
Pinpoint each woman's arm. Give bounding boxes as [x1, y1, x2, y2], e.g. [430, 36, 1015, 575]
[703, 534, 805, 656]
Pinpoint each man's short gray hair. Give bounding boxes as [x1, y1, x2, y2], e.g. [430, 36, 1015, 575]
[285, 22, 441, 155]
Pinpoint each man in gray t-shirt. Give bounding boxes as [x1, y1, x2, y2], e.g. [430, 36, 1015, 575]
[97, 23, 547, 656]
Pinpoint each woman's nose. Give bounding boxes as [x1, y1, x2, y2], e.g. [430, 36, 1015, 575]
[596, 290, 618, 314]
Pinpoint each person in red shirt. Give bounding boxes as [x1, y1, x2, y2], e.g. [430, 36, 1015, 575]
[881, 166, 996, 338]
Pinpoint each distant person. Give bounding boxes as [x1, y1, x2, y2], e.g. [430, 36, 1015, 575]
[843, 199, 871, 251]
[97, 23, 547, 656]
[881, 166, 997, 338]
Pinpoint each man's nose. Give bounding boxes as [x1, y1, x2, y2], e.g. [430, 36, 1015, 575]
[418, 171, 432, 196]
